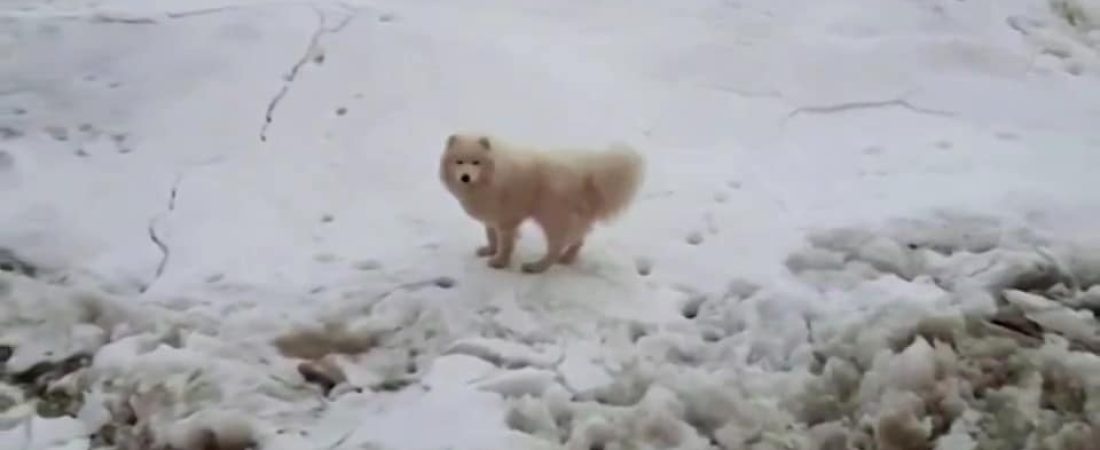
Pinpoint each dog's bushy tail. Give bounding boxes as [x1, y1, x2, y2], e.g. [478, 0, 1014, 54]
[584, 142, 646, 222]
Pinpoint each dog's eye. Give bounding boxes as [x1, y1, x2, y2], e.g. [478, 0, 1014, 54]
[471, 160, 480, 166]
[456, 160, 465, 165]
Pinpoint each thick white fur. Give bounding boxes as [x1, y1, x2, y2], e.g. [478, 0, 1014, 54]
[439, 132, 645, 273]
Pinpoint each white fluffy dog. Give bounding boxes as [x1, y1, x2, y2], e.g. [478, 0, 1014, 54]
[439, 133, 645, 273]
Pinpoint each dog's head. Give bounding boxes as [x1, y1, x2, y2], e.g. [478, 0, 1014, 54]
[440, 133, 495, 191]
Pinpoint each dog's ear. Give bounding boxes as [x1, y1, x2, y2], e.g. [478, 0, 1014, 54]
[446, 134, 457, 149]
[478, 136, 491, 150]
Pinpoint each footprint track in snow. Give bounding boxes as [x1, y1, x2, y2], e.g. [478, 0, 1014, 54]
[351, 259, 383, 271]
[696, 180, 743, 243]
[44, 125, 69, 142]
[680, 295, 705, 319]
[433, 276, 456, 289]
[46, 122, 134, 157]
[685, 230, 704, 246]
[0, 126, 23, 140]
[712, 179, 743, 204]
[862, 145, 885, 155]
[81, 73, 124, 90]
[633, 256, 652, 276]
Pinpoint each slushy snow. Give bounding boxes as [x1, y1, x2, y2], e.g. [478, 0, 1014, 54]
[2, 0, 1100, 449]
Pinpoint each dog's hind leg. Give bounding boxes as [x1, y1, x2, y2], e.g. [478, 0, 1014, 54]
[523, 220, 572, 274]
[522, 237, 566, 274]
[558, 239, 584, 265]
[558, 219, 593, 265]
[476, 226, 497, 257]
[488, 225, 518, 269]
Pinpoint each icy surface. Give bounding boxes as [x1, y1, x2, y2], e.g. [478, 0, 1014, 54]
[1, 0, 1100, 448]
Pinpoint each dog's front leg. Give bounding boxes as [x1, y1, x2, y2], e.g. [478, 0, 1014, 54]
[488, 226, 517, 269]
[476, 226, 497, 257]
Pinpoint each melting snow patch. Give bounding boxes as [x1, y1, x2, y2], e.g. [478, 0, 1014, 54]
[496, 215, 1100, 449]
[2, 213, 1099, 449]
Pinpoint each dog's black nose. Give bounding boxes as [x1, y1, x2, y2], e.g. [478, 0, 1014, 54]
[460, 174, 470, 183]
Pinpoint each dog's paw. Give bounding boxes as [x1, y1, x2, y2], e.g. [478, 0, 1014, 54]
[476, 246, 495, 257]
[521, 262, 550, 274]
[488, 258, 510, 269]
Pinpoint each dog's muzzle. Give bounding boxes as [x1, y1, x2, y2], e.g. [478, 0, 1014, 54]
[460, 174, 471, 183]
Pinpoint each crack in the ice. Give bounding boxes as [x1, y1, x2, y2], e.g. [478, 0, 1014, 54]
[40, 4, 253, 24]
[646, 82, 786, 139]
[788, 98, 954, 121]
[165, 6, 244, 19]
[143, 175, 182, 293]
[88, 13, 158, 24]
[142, 157, 225, 293]
[704, 83, 784, 100]
[259, 6, 359, 142]
[783, 89, 955, 128]
[145, 224, 170, 280]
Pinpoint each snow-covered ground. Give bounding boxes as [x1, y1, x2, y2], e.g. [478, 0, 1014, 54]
[2, 0, 1100, 448]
